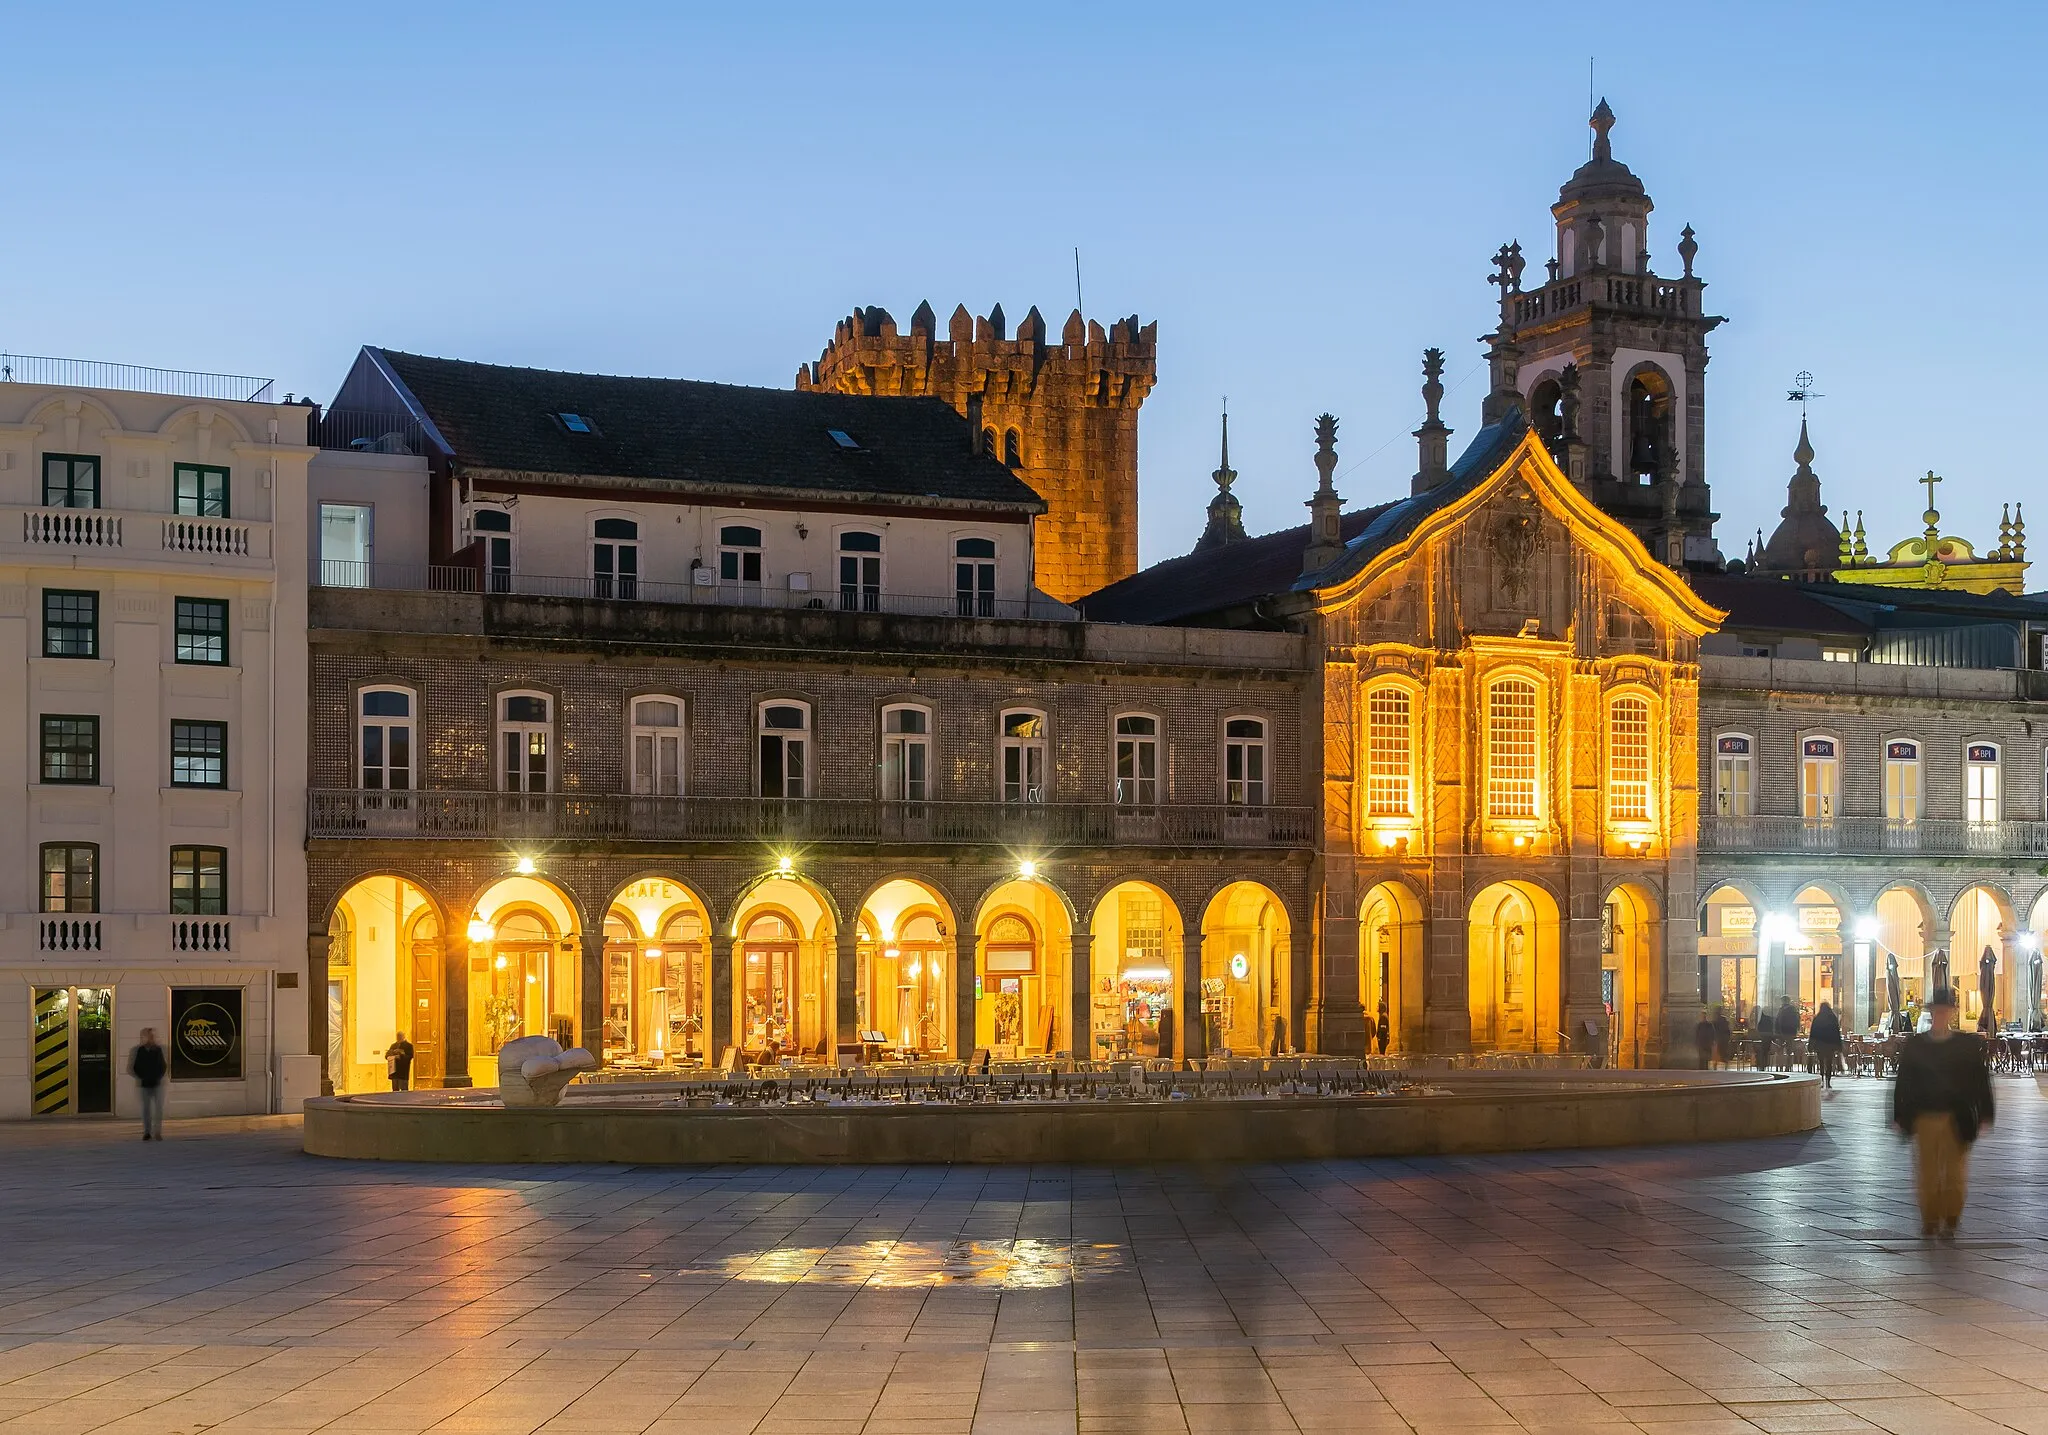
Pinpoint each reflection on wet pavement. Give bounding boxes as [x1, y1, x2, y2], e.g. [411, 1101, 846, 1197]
[703, 1237, 1127, 1287]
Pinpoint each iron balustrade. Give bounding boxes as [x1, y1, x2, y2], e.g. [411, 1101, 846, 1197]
[0, 353, 275, 403]
[311, 407, 430, 454]
[1701, 814, 2048, 856]
[308, 790, 1316, 848]
[311, 562, 1078, 621]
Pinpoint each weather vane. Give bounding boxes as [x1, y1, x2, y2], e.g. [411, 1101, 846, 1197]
[1787, 370, 1824, 418]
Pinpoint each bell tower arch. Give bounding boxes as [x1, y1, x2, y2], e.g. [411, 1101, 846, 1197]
[1485, 101, 1724, 569]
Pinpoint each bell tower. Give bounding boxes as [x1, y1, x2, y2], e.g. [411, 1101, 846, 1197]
[1486, 101, 1724, 568]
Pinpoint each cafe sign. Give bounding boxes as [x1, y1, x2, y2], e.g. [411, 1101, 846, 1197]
[170, 987, 244, 1081]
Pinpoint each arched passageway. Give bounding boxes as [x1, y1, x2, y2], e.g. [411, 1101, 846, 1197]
[1199, 882, 1290, 1057]
[1603, 883, 1659, 1067]
[464, 875, 583, 1087]
[974, 878, 1074, 1058]
[856, 878, 954, 1058]
[1359, 880, 1424, 1053]
[729, 874, 837, 1063]
[327, 876, 443, 1093]
[602, 877, 712, 1069]
[1950, 885, 2017, 1031]
[1467, 881, 1561, 1053]
[1700, 883, 1761, 1027]
[1087, 881, 1184, 1061]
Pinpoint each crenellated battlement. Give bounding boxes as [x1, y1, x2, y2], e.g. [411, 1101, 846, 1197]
[798, 302, 1157, 602]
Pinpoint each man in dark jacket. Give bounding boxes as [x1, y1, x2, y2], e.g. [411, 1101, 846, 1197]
[1694, 1013, 1715, 1070]
[1776, 998, 1801, 1070]
[1892, 987, 1995, 1239]
[1712, 1009, 1733, 1069]
[385, 1033, 416, 1092]
[130, 1028, 167, 1140]
[1755, 1007, 1774, 1070]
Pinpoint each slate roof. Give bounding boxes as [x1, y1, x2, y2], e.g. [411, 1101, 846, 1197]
[371, 349, 1044, 511]
[1079, 411, 1530, 627]
[1688, 574, 1872, 637]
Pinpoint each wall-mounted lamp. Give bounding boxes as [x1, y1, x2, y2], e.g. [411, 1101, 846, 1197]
[1760, 912, 1794, 945]
[1510, 833, 1531, 850]
[514, 856, 537, 876]
[645, 945, 664, 959]
[776, 855, 794, 875]
[1018, 859, 1038, 880]
[1853, 916, 1881, 943]
[467, 917, 496, 944]
[2020, 931, 2041, 954]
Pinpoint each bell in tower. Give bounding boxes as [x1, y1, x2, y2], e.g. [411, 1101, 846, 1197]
[1482, 100, 1725, 569]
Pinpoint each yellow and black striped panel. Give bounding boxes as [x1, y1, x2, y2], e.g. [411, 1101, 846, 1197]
[33, 989, 71, 1116]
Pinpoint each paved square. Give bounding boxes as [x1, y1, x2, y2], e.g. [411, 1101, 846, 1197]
[4, 1082, 2047, 1433]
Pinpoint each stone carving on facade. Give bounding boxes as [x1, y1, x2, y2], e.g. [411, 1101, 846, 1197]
[1488, 490, 1544, 608]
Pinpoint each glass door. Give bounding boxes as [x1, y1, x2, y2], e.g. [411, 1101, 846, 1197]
[742, 944, 797, 1056]
[32, 987, 114, 1116]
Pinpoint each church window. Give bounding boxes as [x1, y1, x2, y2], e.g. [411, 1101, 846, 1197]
[1003, 429, 1022, 467]
[1713, 734, 1752, 818]
[1883, 739, 1920, 827]
[1966, 743, 2001, 825]
[1529, 377, 1563, 447]
[1365, 686, 1412, 818]
[1486, 679, 1539, 820]
[1606, 694, 1652, 824]
[1625, 368, 1674, 482]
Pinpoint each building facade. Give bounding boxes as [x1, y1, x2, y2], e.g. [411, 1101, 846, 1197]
[0, 361, 315, 1119]
[303, 354, 1309, 1091]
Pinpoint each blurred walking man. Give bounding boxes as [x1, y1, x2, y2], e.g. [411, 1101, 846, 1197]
[1891, 987, 1995, 1240]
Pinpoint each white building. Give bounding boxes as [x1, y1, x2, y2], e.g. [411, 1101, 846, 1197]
[0, 358, 316, 1119]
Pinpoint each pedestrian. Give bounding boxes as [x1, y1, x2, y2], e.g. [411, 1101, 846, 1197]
[1891, 987, 1995, 1240]
[1712, 1007, 1732, 1070]
[1776, 997, 1801, 1071]
[385, 1032, 415, 1092]
[130, 1027, 167, 1141]
[1375, 1006, 1390, 1055]
[1809, 1000, 1843, 1091]
[1755, 1006, 1775, 1071]
[1694, 1012, 1715, 1069]
[1154, 1005, 1175, 1064]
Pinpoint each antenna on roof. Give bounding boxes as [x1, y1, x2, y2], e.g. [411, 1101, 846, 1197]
[1073, 247, 1084, 320]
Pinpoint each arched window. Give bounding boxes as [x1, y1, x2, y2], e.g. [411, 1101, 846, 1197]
[1486, 679, 1539, 819]
[473, 507, 512, 592]
[1713, 733, 1753, 818]
[1800, 735, 1839, 824]
[1366, 685, 1412, 818]
[1884, 739, 1921, 827]
[1966, 742, 2002, 825]
[629, 696, 683, 796]
[1606, 694, 1652, 823]
[718, 525, 762, 586]
[592, 517, 638, 599]
[1529, 377, 1563, 448]
[758, 701, 810, 799]
[359, 686, 416, 792]
[982, 426, 998, 458]
[1000, 709, 1046, 804]
[881, 704, 930, 802]
[1625, 369, 1674, 482]
[498, 691, 551, 793]
[1003, 429, 1022, 467]
[1224, 717, 1267, 807]
[838, 531, 882, 612]
[955, 537, 997, 616]
[1114, 714, 1159, 807]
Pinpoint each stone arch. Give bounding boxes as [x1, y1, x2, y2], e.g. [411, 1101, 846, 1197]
[1601, 881, 1661, 1067]
[158, 401, 259, 446]
[327, 875, 451, 1094]
[599, 875, 716, 1067]
[1088, 879, 1187, 1061]
[972, 874, 1078, 1058]
[727, 871, 840, 1062]
[1359, 878, 1425, 1053]
[1699, 879, 1763, 1022]
[1949, 883, 2019, 1029]
[1196, 881, 1291, 1058]
[464, 873, 587, 1085]
[1621, 360, 1676, 481]
[855, 876, 959, 1058]
[1467, 879, 1563, 1053]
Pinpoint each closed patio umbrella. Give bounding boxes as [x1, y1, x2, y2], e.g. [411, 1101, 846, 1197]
[1886, 953, 1902, 1032]
[1979, 947, 1999, 1032]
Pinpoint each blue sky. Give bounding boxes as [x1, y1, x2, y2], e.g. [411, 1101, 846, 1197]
[4, 2, 2038, 570]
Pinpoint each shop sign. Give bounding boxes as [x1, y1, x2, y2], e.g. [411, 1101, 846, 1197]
[1228, 953, 1250, 981]
[1799, 906, 1840, 933]
[1716, 735, 1751, 755]
[170, 988, 244, 1080]
[1718, 906, 1756, 934]
[1968, 744, 2000, 763]
[1887, 741, 1918, 761]
[1802, 737, 1837, 758]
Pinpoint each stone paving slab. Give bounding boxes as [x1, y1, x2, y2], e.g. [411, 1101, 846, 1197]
[2, 1082, 2047, 1432]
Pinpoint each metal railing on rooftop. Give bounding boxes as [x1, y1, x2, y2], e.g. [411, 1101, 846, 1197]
[0, 353, 276, 403]
[308, 789, 1316, 849]
[313, 560, 1078, 620]
[311, 407, 430, 454]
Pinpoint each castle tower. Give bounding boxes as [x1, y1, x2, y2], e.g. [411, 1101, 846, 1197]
[799, 302, 1156, 602]
[1486, 100, 1725, 568]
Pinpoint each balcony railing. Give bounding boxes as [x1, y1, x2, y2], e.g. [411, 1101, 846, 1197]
[312, 562, 1079, 621]
[0, 353, 275, 403]
[1701, 815, 2048, 857]
[311, 407, 430, 454]
[308, 790, 1316, 848]
[9, 506, 271, 563]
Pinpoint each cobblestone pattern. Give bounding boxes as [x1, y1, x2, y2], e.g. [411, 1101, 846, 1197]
[5, 1084, 2048, 1432]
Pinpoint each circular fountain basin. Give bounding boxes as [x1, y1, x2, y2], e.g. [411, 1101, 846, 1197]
[302, 1069, 1818, 1165]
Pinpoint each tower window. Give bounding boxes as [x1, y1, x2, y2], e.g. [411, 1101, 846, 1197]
[1625, 368, 1674, 482]
[1003, 429, 1022, 467]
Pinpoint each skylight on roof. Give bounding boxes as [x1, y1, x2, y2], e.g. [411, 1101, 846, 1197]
[827, 428, 860, 449]
[558, 412, 593, 434]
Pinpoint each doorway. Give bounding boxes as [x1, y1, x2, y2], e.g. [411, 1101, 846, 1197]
[33, 987, 114, 1116]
